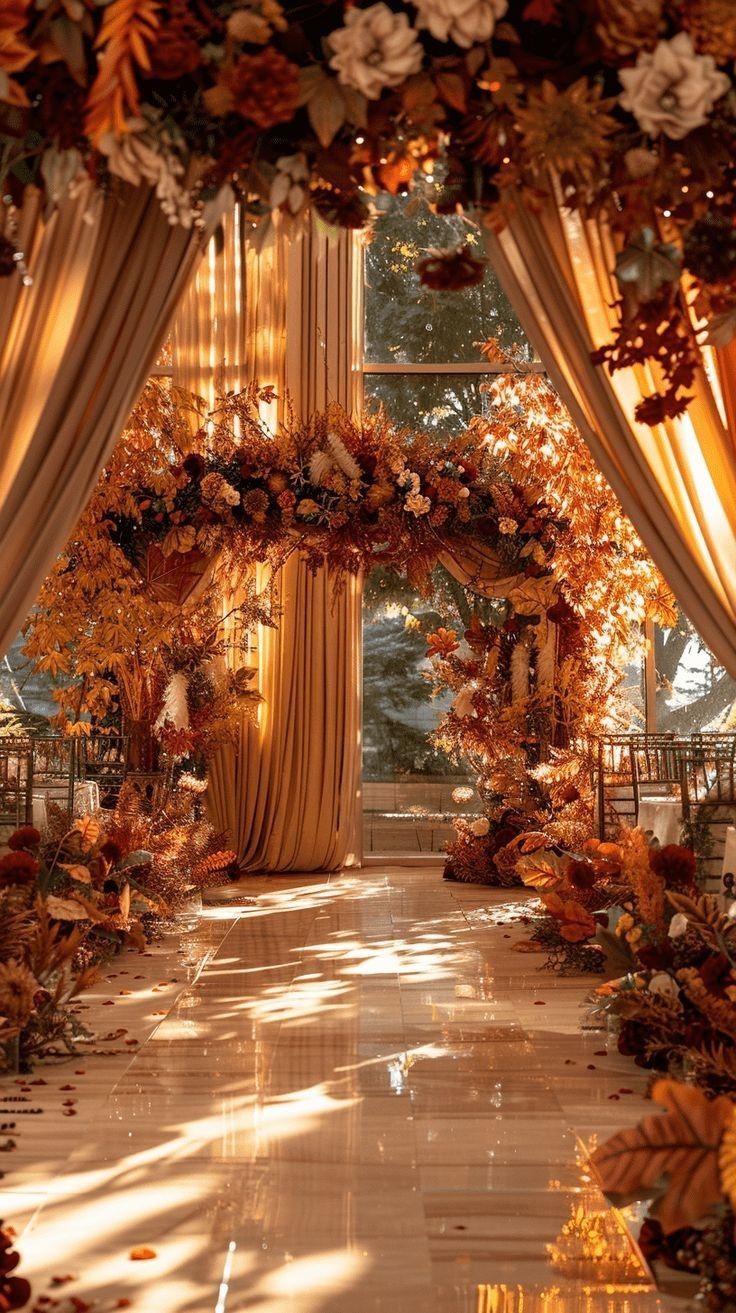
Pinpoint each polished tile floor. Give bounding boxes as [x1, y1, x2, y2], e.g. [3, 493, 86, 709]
[9, 868, 687, 1312]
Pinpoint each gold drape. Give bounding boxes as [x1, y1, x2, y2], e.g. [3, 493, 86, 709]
[486, 200, 736, 676]
[0, 180, 221, 655]
[174, 214, 363, 872]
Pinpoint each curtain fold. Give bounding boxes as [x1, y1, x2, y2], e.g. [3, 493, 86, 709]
[0, 181, 221, 656]
[174, 214, 364, 872]
[486, 201, 736, 676]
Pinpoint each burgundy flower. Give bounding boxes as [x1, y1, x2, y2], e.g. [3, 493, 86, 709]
[7, 827, 40, 852]
[649, 843, 696, 890]
[0, 852, 39, 888]
[183, 453, 206, 480]
[147, 23, 202, 79]
[565, 857, 597, 889]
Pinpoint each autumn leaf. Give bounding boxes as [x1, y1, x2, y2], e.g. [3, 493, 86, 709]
[45, 895, 90, 922]
[59, 864, 93, 885]
[307, 76, 346, 148]
[129, 1247, 157, 1261]
[615, 229, 681, 305]
[161, 524, 197, 557]
[541, 893, 596, 942]
[426, 627, 459, 658]
[646, 584, 678, 630]
[515, 849, 566, 891]
[507, 576, 558, 617]
[435, 70, 467, 113]
[85, 0, 161, 142]
[0, 0, 36, 105]
[719, 1109, 736, 1211]
[73, 816, 101, 850]
[591, 1080, 734, 1232]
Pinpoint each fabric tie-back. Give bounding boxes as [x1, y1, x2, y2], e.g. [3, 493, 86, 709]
[485, 198, 736, 677]
[0, 180, 224, 656]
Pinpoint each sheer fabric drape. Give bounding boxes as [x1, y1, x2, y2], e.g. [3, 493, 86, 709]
[486, 200, 736, 675]
[0, 181, 220, 656]
[174, 214, 363, 872]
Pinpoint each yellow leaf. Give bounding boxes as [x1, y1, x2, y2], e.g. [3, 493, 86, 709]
[646, 584, 678, 630]
[161, 524, 197, 557]
[307, 76, 347, 148]
[73, 816, 101, 850]
[515, 849, 566, 891]
[59, 864, 93, 885]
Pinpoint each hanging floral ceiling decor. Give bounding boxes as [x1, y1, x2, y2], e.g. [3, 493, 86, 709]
[3, 0, 736, 421]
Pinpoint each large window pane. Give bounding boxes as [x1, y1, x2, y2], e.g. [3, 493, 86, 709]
[364, 373, 491, 436]
[655, 610, 736, 732]
[364, 193, 533, 365]
[362, 568, 478, 855]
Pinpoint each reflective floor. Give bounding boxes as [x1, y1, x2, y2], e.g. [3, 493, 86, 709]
[6, 868, 687, 1312]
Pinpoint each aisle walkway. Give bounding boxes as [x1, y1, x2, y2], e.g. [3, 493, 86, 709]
[13, 868, 682, 1312]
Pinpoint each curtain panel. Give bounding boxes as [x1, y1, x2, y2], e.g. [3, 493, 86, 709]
[174, 213, 364, 872]
[485, 200, 736, 676]
[0, 180, 222, 657]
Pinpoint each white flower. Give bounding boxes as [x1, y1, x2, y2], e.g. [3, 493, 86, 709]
[668, 911, 688, 939]
[397, 468, 420, 492]
[40, 148, 84, 204]
[405, 492, 432, 516]
[470, 816, 490, 837]
[648, 971, 679, 999]
[98, 118, 194, 226]
[458, 486, 470, 499]
[498, 517, 518, 535]
[452, 683, 476, 719]
[328, 2, 423, 100]
[618, 32, 730, 141]
[452, 785, 474, 803]
[412, 0, 508, 48]
[270, 153, 309, 215]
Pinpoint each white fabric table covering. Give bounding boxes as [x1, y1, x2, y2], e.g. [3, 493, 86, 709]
[637, 798, 682, 847]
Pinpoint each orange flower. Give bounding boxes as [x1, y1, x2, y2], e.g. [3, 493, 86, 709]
[517, 78, 617, 184]
[426, 627, 459, 658]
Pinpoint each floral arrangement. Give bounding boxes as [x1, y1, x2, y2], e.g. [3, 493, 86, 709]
[428, 354, 671, 882]
[593, 1081, 736, 1310]
[25, 365, 624, 763]
[0, 793, 236, 1072]
[23, 378, 274, 773]
[3, 1, 735, 425]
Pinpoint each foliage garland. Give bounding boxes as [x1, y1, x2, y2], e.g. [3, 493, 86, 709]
[3, 1, 736, 424]
[24, 359, 670, 818]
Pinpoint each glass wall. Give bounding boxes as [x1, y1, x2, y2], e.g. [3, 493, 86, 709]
[362, 191, 530, 854]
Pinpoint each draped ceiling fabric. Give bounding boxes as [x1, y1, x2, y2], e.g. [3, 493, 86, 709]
[174, 214, 363, 872]
[0, 180, 222, 658]
[486, 199, 736, 677]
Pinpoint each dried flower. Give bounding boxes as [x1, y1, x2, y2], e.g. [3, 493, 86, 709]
[411, 0, 508, 48]
[618, 32, 730, 140]
[649, 843, 696, 890]
[270, 153, 309, 216]
[470, 816, 490, 837]
[242, 488, 270, 523]
[517, 77, 617, 183]
[225, 49, 300, 129]
[0, 961, 38, 1024]
[328, 3, 422, 100]
[296, 498, 321, 519]
[498, 517, 518, 535]
[405, 491, 432, 516]
[0, 852, 39, 887]
[426, 627, 460, 657]
[200, 472, 240, 513]
[7, 826, 40, 851]
[673, 0, 736, 61]
[596, 0, 663, 58]
[416, 244, 487, 291]
[147, 21, 202, 79]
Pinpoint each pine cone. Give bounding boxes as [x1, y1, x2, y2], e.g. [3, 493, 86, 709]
[596, 0, 663, 58]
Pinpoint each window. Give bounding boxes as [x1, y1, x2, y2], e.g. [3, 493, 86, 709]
[361, 191, 533, 855]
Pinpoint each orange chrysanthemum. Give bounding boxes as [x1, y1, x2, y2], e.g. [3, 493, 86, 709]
[517, 78, 618, 185]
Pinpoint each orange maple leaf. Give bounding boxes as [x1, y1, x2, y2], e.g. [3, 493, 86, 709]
[84, 0, 160, 143]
